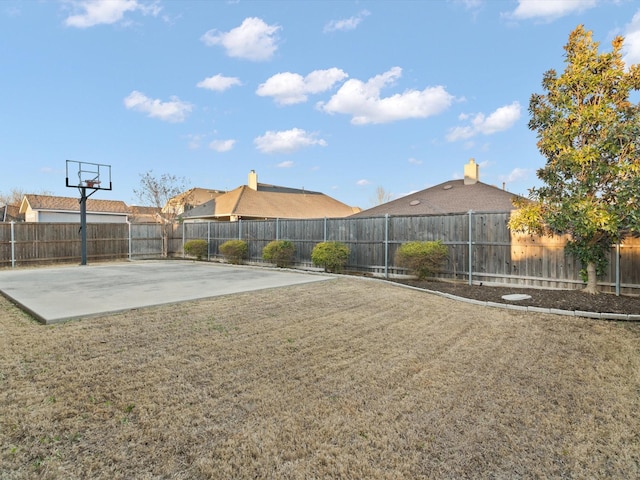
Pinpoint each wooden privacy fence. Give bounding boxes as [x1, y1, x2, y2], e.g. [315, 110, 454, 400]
[0, 222, 162, 267]
[2, 213, 639, 294]
[178, 213, 640, 295]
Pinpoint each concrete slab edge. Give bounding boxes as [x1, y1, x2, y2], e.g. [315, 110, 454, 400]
[0, 289, 47, 325]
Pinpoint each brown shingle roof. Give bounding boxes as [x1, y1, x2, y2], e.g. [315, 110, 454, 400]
[128, 205, 161, 215]
[127, 205, 162, 223]
[168, 187, 226, 208]
[20, 194, 129, 215]
[1, 204, 23, 221]
[351, 180, 525, 217]
[183, 185, 359, 220]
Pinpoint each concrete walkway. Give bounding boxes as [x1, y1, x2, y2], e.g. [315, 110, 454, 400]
[0, 260, 330, 324]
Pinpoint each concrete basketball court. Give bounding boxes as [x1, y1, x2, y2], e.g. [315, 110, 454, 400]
[0, 260, 331, 324]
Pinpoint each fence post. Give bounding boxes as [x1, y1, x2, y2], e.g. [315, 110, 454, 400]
[384, 214, 389, 279]
[207, 221, 211, 261]
[182, 222, 185, 258]
[468, 210, 474, 286]
[127, 221, 132, 261]
[239, 219, 242, 240]
[323, 217, 327, 242]
[276, 218, 279, 241]
[10, 221, 15, 268]
[616, 243, 621, 296]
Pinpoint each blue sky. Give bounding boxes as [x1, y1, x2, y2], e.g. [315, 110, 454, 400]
[2, 0, 640, 209]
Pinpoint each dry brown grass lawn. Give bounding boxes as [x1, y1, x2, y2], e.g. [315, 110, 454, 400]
[1, 277, 640, 479]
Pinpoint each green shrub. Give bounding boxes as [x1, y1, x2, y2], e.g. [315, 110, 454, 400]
[219, 240, 248, 265]
[395, 240, 448, 280]
[183, 239, 209, 260]
[262, 240, 296, 268]
[311, 241, 350, 273]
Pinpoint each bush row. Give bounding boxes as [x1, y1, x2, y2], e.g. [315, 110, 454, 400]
[184, 239, 448, 278]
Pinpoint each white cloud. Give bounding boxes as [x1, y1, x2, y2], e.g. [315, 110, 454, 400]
[623, 11, 640, 66]
[507, 0, 596, 21]
[323, 10, 370, 33]
[201, 17, 280, 61]
[318, 67, 454, 125]
[446, 101, 521, 142]
[277, 161, 294, 168]
[446, 126, 475, 141]
[254, 128, 327, 154]
[500, 167, 531, 183]
[197, 74, 242, 92]
[479, 102, 522, 134]
[408, 157, 423, 165]
[356, 179, 371, 186]
[209, 139, 236, 152]
[64, 0, 160, 28]
[256, 68, 348, 105]
[124, 90, 193, 123]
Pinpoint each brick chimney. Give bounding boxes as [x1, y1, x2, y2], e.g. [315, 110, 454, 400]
[464, 158, 479, 185]
[248, 170, 258, 190]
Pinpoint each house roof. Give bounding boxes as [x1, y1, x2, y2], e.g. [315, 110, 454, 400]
[182, 184, 359, 220]
[351, 180, 525, 218]
[167, 187, 226, 208]
[127, 205, 162, 223]
[1, 204, 22, 222]
[19, 194, 129, 215]
[128, 205, 161, 216]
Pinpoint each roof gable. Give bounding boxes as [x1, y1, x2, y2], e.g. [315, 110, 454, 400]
[183, 185, 358, 220]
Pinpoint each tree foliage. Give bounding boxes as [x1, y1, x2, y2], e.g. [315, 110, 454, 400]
[509, 25, 640, 293]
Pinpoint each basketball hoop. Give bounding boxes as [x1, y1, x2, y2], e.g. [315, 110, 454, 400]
[65, 160, 113, 265]
[66, 160, 112, 191]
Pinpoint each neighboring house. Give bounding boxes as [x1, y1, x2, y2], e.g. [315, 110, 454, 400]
[165, 187, 227, 215]
[128, 205, 162, 223]
[19, 194, 129, 223]
[1, 204, 23, 222]
[182, 170, 360, 222]
[351, 159, 526, 217]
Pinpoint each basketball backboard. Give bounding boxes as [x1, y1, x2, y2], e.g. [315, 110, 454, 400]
[66, 160, 112, 191]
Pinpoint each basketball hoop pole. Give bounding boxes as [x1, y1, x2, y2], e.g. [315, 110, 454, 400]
[78, 184, 100, 266]
[80, 186, 88, 266]
[65, 160, 113, 266]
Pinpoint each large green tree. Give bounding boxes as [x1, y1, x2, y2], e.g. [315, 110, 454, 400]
[510, 25, 640, 294]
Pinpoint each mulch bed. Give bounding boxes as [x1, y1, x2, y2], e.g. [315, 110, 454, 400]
[390, 279, 640, 316]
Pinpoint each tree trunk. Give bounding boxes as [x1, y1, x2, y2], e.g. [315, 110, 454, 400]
[583, 262, 599, 294]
